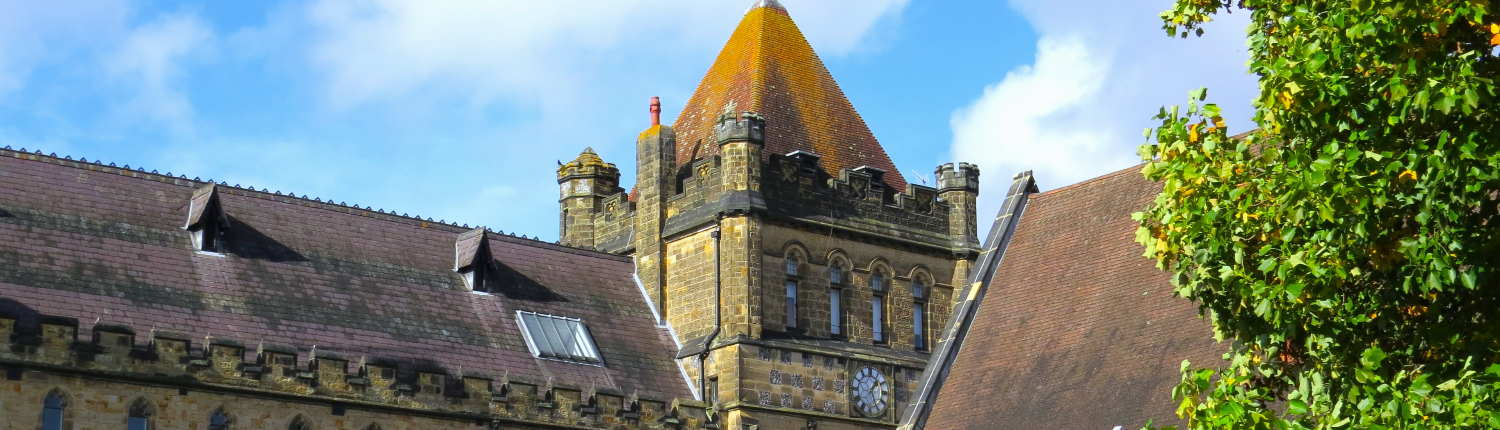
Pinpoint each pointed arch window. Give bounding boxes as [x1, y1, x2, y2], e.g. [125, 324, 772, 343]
[42, 390, 66, 430]
[871, 272, 887, 344]
[128, 398, 153, 430]
[209, 408, 230, 430]
[288, 415, 311, 430]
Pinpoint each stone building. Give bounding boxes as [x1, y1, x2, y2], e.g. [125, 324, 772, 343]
[556, 1, 980, 429]
[0, 1, 1227, 430]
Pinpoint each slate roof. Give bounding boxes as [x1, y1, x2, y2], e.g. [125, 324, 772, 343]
[671, 1, 908, 190]
[0, 148, 691, 400]
[922, 166, 1226, 430]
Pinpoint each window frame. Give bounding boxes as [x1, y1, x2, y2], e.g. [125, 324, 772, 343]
[828, 260, 847, 339]
[42, 390, 66, 430]
[912, 279, 929, 351]
[785, 255, 801, 330]
[128, 397, 153, 430]
[515, 310, 605, 366]
[871, 272, 888, 345]
[209, 408, 231, 430]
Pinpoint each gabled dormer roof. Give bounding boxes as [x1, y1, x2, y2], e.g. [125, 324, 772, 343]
[672, 0, 907, 190]
[454, 226, 492, 272]
[183, 183, 229, 231]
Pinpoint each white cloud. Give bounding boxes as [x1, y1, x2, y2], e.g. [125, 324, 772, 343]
[951, 0, 1257, 226]
[0, 0, 130, 98]
[102, 13, 214, 135]
[288, 0, 908, 112]
[952, 36, 1121, 189]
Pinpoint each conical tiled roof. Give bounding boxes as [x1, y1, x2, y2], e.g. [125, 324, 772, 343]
[672, 1, 907, 190]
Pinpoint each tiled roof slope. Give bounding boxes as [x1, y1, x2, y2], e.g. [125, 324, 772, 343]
[672, 2, 908, 190]
[0, 149, 690, 400]
[924, 167, 1225, 430]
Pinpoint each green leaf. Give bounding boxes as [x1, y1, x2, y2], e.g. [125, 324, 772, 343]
[1190, 87, 1208, 101]
[1289, 399, 1308, 415]
[1361, 347, 1387, 369]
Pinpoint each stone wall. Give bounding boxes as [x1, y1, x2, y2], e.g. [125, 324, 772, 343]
[0, 317, 714, 430]
[759, 224, 956, 352]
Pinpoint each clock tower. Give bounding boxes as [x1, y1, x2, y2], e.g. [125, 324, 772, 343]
[556, 1, 981, 428]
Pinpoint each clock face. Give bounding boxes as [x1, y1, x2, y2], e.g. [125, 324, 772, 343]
[850, 366, 889, 417]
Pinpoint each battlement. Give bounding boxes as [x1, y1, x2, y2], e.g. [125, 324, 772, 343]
[759, 152, 960, 249]
[714, 112, 765, 145]
[558, 147, 623, 182]
[934, 162, 980, 194]
[0, 316, 716, 429]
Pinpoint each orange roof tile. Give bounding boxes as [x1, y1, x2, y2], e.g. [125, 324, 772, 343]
[672, 1, 907, 190]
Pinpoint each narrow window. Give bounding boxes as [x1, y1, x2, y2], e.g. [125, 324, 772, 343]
[516, 311, 604, 364]
[913, 280, 928, 350]
[785, 256, 799, 329]
[128, 398, 153, 430]
[829, 287, 843, 336]
[872, 273, 887, 343]
[209, 408, 230, 430]
[288, 415, 311, 430]
[707, 377, 719, 405]
[786, 280, 798, 328]
[829, 261, 844, 337]
[42, 390, 65, 430]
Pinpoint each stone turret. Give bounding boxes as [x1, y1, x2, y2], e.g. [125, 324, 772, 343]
[936, 162, 980, 249]
[716, 111, 764, 195]
[557, 147, 622, 248]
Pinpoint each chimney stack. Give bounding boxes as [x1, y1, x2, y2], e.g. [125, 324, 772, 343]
[650, 96, 661, 126]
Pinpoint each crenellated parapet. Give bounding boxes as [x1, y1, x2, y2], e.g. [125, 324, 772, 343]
[714, 112, 765, 146]
[757, 152, 962, 251]
[934, 162, 979, 194]
[559, 147, 634, 251]
[934, 163, 981, 250]
[557, 147, 623, 184]
[0, 315, 718, 429]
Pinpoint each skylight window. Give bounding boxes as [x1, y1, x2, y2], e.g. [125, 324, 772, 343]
[516, 311, 603, 365]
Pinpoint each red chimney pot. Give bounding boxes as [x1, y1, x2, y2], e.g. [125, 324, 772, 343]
[650, 96, 662, 126]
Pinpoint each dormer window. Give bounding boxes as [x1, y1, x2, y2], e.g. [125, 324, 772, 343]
[454, 227, 495, 292]
[183, 184, 230, 253]
[516, 311, 602, 365]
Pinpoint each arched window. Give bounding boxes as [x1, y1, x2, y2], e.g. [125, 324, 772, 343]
[288, 415, 311, 430]
[785, 255, 800, 329]
[871, 271, 887, 344]
[828, 260, 845, 337]
[363, 424, 382, 430]
[42, 389, 66, 430]
[128, 398, 153, 430]
[209, 407, 230, 430]
[913, 278, 929, 350]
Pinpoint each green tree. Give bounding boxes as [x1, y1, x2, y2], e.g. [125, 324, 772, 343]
[1136, 1, 1500, 428]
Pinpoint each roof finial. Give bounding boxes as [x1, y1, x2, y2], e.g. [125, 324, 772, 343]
[650, 96, 661, 126]
[749, 0, 784, 12]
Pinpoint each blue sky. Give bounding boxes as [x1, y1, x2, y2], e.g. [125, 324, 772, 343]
[0, 0, 1256, 241]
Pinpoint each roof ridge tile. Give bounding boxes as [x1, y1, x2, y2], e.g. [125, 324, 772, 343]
[0, 147, 623, 257]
